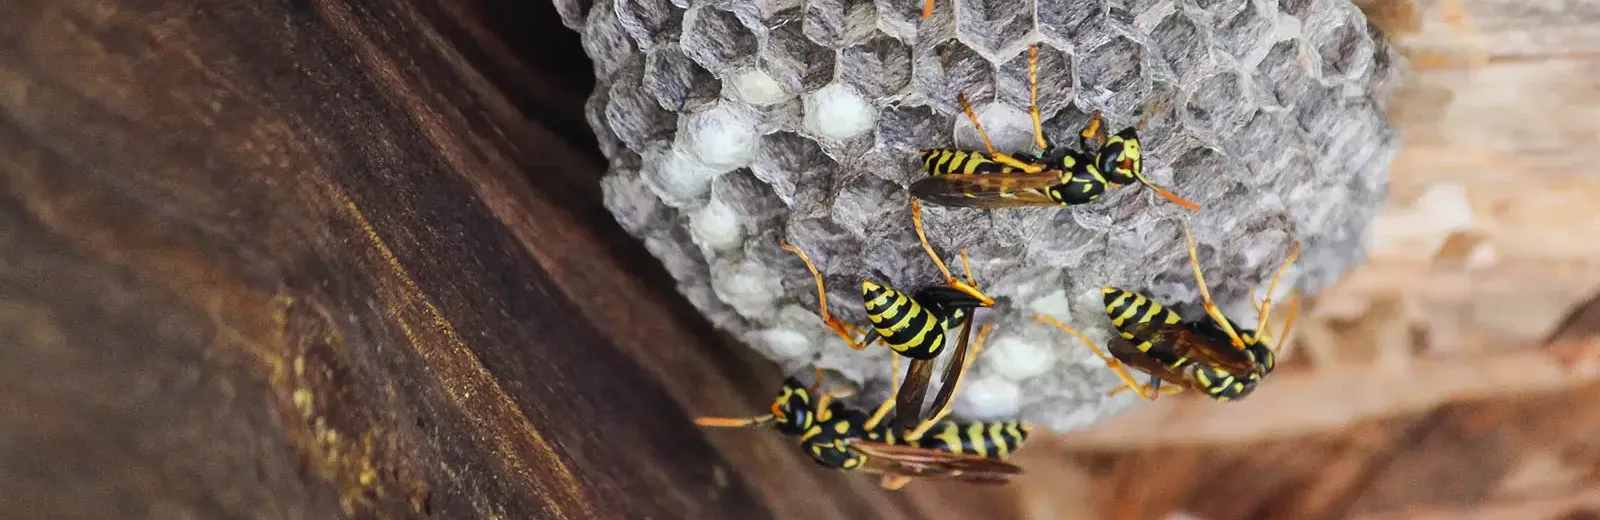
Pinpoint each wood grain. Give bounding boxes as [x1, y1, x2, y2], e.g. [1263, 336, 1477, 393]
[0, 1, 1015, 518]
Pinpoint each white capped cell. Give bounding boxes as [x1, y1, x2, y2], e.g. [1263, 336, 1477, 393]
[754, 327, 813, 359]
[1028, 290, 1072, 319]
[730, 67, 787, 106]
[954, 102, 1034, 156]
[984, 336, 1057, 381]
[712, 261, 781, 318]
[957, 377, 1021, 418]
[803, 83, 876, 140]
[689, 198, 743, 251]
[686, 103, 759, 172]
[645, 146, 721, 204]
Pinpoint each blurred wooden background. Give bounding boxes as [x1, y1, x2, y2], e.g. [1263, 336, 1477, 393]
[2, 0, 1598, 519]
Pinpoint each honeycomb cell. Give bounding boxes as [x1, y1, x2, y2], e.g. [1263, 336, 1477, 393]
[923, 41, 996, 109]
[579, 1, 637, 82]
[681, 7, 758, 74]
[1168, 145, 1234, 207]
[710, 257, 786, 320]
[1254, 41, 1314, 110]
[1217, 3, 1273, 64]
[644, 46, 722, 111]
[802, 0, 879, 48]
[726, 0, 802, 23]
[1184, 72, 1252, 139]
[1307, 9, 1375, 83]
[727, 65, 791, 106]
[1278, 0, 1314, 19]
[690, 198, 745, 252]
[804, 83, 878, 141]
[954, 0, 1034, 59]
[641, 144, 719, 206]
[1228, 110, 1298, 185]
[765, 19, 837, 92]
[837, 35, 913, 99]
[713, 169, 788, 236]
[601, 171, 663, 238]
[956, 101, 1038, 158]
[996, 44, 1073, 128]
[749, 131, 836, 205]
[614, 0, 684, 49]
[682, 102, 761, 172]
[1077, 36, 1150, 110]
[605, 60, 678, 154]
[874, 104, 947, 153]
[1037, 0, 1101, 45]
[1149, 12, 1209, 83]
[1106, 0, 1163, 27]
[831, 171, 906, 238]
[1193, 0, 1248, 19]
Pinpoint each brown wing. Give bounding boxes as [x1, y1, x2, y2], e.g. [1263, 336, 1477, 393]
[908, 173, 1066, 208]
[1107, 339, 1198, 390]
[918, 313, 975, 433]
[849, 439, 1025, 477]
[1120, 321, 1256, 377]
[893, 358, 936, 437]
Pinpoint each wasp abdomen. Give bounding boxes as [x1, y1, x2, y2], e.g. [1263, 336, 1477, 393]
[920, 149, 1009, 176]
[862, 280, 947, 360]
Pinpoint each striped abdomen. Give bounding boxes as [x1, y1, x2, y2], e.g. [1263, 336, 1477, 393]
[861, 280, 961, 360]
[866, 421, 1031, 460]
[919, 149, 1013, 176]
[1101, 287, 1184, 361]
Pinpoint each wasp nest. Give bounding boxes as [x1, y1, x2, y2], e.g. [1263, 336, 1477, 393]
[560, 0, 1401, 432]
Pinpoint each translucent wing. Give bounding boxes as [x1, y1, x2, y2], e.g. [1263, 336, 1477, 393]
[1120, 320, 1257, 377]
[849, 439, 1025, 478]
[1106, 339, 1199, 390]
[893, 358, 937, 437]
[908, 173, 1066, 208]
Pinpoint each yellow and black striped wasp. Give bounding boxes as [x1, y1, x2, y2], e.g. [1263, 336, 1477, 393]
[781, 200, 996, 436]
[695, 329, 1032, 490]
[1037, 224, 1300, 401]
[909, 44, 1200, 212]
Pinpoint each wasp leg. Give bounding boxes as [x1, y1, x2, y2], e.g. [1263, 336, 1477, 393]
[1035, 315, 1165, 400]
[1275, 292, 1302, 356]
[1078, 109, 1107, 151]
[1026, 44, 1050, 154]
[880, 474, 913, 490]
[956, 92, 1045, 174]
[922, 0, 934, 18]
[1182, 225, 1247, 352]
[694, 415, 775, 428]
[782, 242, 867, 350]
[903, 324, 993, 442]
[911, 199, 995, 306]
[1253, 241, 1302, 341]
[1107, 382, 1184, 398]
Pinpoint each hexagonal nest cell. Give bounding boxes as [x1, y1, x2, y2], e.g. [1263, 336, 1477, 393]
[560, 0, 1403, 433]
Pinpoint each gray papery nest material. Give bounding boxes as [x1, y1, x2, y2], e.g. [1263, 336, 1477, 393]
[559, 0, 1401, 432]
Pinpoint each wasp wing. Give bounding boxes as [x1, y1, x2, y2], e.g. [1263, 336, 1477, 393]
[908, 173, 1066, 209]
[919, 313, 975, 434]
[850, 439, 1025, 476]
[894, 358, 937, 437]
[1106, 339, 1197, 390]
[1119, 320, 1257, 376]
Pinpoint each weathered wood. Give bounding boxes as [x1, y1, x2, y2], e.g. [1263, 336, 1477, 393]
[1046, 381, 1600, 520]
[0, 1, 1015, 518]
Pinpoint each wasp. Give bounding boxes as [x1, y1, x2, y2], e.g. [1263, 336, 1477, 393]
[909, 44, 1200, 212]
[1037, 224, 1300, 400]
[696, 334, 1031, 490]
[781, 198, 996, 436]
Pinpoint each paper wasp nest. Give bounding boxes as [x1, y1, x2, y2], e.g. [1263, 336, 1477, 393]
[560, 0, 1400, 431]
